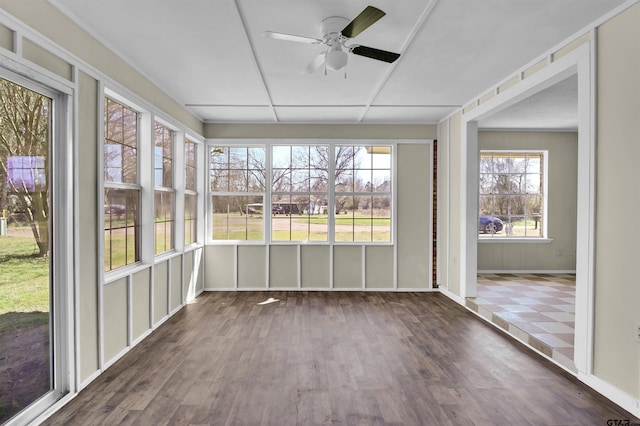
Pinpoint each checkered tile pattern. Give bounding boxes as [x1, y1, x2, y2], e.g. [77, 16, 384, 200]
[466, 273, 576, 371]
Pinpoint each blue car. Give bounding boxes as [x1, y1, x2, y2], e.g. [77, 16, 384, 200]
[479, 215, 503, 234]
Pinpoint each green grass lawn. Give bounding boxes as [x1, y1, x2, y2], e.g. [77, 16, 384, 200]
[0, 233, 50, 423]
[105, 230, 137, 271]
[211, 212, 391, 242]
[0, 234, 50, 316]
[304, 214, 390, 226]
[271, 230, 328, 241]
[212, 230, 264, 240]
[212, 213, 263, 241]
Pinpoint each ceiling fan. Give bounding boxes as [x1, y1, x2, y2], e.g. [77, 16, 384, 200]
[262, 6, 401, 75]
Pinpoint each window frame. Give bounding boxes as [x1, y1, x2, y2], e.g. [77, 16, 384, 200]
[271, 144, 331, 243]
[153, 121, 176, 255]
[333, 144, 393, 244]
[208, 144, 267, 243]
[103, 95, 142, 272]
[184, 137, 198, 246]
[478, 149, 549, 241]
[207, 140, 396, 245]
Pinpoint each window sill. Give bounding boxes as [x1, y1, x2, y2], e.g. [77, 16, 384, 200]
[154, 250, 180, 264]
[184, 243, 204, 251]
[206, 241, 394, 246]
[478, 237, 553, 244]
[104, 262, 148, 284]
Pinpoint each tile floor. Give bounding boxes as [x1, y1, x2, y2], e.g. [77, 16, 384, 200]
[466, 273, 576, 372]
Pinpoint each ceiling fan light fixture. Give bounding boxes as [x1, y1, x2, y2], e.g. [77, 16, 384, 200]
[325, 44, 348, 71]
[264, 6, 400, 73]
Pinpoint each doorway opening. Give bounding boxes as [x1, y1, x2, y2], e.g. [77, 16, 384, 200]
[471, 74, 579, 369]
[460, 42, 594, 375]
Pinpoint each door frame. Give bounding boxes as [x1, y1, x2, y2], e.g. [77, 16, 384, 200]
[458, 39, 595, 375]
[0, 64, 76, 425]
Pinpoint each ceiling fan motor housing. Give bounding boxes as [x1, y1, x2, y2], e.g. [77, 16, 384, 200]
[321, 16, 349, 43]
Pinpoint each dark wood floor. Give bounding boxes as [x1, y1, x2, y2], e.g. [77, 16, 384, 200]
[44, 292, 639, 425]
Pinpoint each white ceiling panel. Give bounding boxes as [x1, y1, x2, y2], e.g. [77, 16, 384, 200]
[374, 0, 624, 106]
[54, 0, 271, 105]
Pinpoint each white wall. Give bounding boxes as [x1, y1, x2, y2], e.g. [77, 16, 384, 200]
[593, 1, 640, 400]
[202, 129, 436, 291]
[443, 112, 462, 296]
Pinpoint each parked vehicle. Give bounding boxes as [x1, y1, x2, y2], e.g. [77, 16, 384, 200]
[104, 204, 126, 216]
[479, 215, 503, 234]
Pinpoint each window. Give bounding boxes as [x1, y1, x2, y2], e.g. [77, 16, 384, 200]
[104, 97, 140, 271]
[271, 145, 329, 241]
[154, 123, 175, 253]
[184, 138, 197, 246]
[210, 146, 265, 240]
[335, 146, 392, 242]
[208, 142, 395, 244]
[479, 151, 545, 238]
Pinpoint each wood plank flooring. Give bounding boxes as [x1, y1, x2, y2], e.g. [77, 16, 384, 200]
[43, 292, 639, 425]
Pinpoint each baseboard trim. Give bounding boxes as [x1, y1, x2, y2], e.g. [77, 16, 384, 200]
[32, 393, 78, 426]
[152, 314, 171, 329]
[578, 372, 640, 420]
[169, 305, 183, 316]
[102, 346, 131, 371]
[78, 369, 102, 391]
[131, 328, 154, 346]
[477, 269, 576, 274]
[203, 287, 439, 292]
[438, 287, 466, 305]
[75, 303, 185, 399]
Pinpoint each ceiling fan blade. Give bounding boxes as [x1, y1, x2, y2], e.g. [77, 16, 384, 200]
[262, 31, 323, 45]
[350, 45, 400, 63]
[304, 53, 326, 74]
[341, 6, 386, 38]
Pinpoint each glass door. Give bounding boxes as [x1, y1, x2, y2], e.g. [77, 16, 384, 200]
[0, 76, 55, 424]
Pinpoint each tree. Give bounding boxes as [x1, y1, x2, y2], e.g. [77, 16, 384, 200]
[209, 145, 363, 215]
[293, 145, 362, 213]
[0, 78, 50, 257]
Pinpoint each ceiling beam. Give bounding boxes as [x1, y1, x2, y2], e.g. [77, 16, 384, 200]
[231, 0, 279, 122]
[357, 0, 440, 122]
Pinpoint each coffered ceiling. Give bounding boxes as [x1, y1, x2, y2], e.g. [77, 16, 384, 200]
[52, 0, 624, 126]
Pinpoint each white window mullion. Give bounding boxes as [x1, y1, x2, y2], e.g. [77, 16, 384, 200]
[543, 151, 549, 239]
[328, 143, 336, 244]
[139, 112, 154, 265]
[174, 131, 185, 250]
[204, 143, 212, 243]
[266, 144, 272, 244]
[196, 141, 206, 244]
